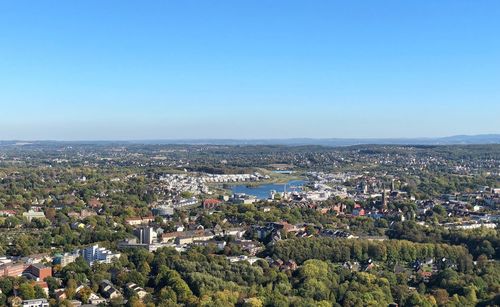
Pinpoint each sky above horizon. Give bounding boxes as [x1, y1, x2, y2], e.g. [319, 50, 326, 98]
[0, 1, 499, 140]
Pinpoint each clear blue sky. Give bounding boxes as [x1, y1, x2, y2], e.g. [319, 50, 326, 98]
[0, 1, 499, 140]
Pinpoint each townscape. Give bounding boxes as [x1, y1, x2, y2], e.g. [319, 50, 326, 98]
[3, 0, 500, 306]
[0, 142, 498, 306]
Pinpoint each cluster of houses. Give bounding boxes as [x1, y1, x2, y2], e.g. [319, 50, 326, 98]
[51, 279, 147, 306]
[0, 255, 52, 307]
[201, 172, 268, 183]
[119, 224, 254, 253]
[156, 173, 210, 196]
[0, 166, 497, 307]
[152, 172, 269, 198]
[0, 244, 122, 307]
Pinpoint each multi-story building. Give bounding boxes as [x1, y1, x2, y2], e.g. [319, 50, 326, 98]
[81, 245, 121, 265]
[133, 226, 157, 244]
[125, 216, 155, 226]
[53, 252, 79, 267]
[0, 262, 28, 277]
[22, 210, 46, 222]
[23, 264, 52, 281]
[21, 298, 49, 307]
[1, 262, 53, 281]
[152, 205, 174, 217]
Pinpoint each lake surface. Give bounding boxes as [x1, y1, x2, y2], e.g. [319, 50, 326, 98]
[231, 180, 306, 200]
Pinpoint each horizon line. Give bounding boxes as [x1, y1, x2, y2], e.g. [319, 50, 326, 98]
[1, 133, 499, 143]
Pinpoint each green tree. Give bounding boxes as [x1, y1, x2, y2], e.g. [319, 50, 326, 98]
[19, 283, 36, 300]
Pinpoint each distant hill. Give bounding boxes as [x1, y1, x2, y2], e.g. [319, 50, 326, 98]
[1, 134, 499, 147]
[129, 134, 500, 146]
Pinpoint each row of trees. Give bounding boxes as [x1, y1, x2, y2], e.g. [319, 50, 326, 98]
[388, 221, 500, 260]
[269, 237, 474, 272]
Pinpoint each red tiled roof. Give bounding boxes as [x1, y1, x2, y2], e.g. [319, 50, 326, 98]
[203, 199, 222, 205]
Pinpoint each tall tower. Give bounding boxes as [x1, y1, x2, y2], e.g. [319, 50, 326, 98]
[134, 226, 156, 244]
[382, 185, 388, 210]
[361, 181, 368, 194]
